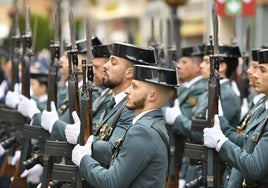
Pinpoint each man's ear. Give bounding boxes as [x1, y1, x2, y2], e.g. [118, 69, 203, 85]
[148, 90, 158, 102]
[126, 67, 133, 79]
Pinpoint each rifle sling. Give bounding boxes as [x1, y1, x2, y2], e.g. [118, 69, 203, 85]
[151, 123, 170, 183]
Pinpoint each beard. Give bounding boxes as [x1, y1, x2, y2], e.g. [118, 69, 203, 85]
[103, 77, 120, 89]
[126, 96, 146, 111]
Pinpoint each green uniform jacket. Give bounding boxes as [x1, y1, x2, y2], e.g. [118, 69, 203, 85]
[92, 88, 113, 134]
[173, 80, 241, 144]
[177, 77, 208, 119]
[92, 96, 135, 166]
[79, 110, 169, 188]
[220, 105, 268, 187]
[49, 89, 110, 141]
[220, 95, 266, 148]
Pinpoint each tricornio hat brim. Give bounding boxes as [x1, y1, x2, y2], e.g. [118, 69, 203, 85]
[133, 64, 177, 87]
[258, 49, 268, 64]
[112, 42, 157, 65]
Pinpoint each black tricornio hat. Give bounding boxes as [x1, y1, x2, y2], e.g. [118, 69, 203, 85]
[182, 45, 204, 57]
[112, 42, 157, 65]
[91, 36, 102, 47]
[133, 64, 177, 87]
[76, 39, 87, 54]
[251, 48, 261, 62]
[204, 44, 241, 58]
[69, 37, 103, 54]
[258, 49, 268, 64]
[30, 70, 49, 83]
[92, 44, 112, 58]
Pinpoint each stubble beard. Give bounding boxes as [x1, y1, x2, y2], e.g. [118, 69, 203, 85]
[127, 96, 146, 111]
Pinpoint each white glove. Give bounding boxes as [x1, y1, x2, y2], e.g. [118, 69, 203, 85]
[41, 101, 59, 133]
[11, 150, 21, 166]
[0, 144, 5, 157]
[86, 135, 95, 145]
[0, 80, 8, 99]
[179, 179, 186, 188]
[165, 99, 181, 125]
[5, 89, 20, 109]
[203, 115, 228, 152]
[72, 143, 92, 166]
[20, 164, 43, 184]
[65, 111, 81, 144]
[18, 94, 40, 119]
[218, 99, 224, 117]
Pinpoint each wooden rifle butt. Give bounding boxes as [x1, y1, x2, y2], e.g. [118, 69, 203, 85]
[0, 154, 16, 178]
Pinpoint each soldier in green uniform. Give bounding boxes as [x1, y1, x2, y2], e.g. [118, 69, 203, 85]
[165, 44, 241, 185]
[40, 43, 112, 142]
[71, 64, 177, 188]
[204, 49, 268, 188]
[41, 43, 157, 167]
[218, 48, 266, 186]
[165, 44, 207, 187]
[175, 45, 207, 118]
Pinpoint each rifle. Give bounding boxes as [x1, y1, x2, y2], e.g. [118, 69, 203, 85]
[165, 1, 183, 187]
[186, 4, 221, 188]
[77, 18, 94, 188]
[80, 18, 93, 144]
[8, 1, 33, 187]
[0, 1, 25, 181]
[43, 9, 81, 188]
[148, 17, 157, 48]
[22, 6, 62, 168]
[240, 25, 250, 102]
[67, 9, 79, 123]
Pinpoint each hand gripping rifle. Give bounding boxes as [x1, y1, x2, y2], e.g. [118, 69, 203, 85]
[22, 5, 61, 181]
[78, 18, 94, 188]
[43, 10, 81, 188]
[49, 18, 94, 188]
[185, 4, 221, 188]
[9, 1, 33, 187]
[0, 0, 24, 138]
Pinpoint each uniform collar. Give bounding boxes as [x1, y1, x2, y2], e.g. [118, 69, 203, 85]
[183, 75, 203, 88]
[253, 93, 266, 105]
[132, 109, 158, 124]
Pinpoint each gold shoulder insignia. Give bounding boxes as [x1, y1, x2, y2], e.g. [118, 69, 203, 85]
[187, 97, 196, 105]
[190, 85, 196, 90]
[108, 89, 113, 95]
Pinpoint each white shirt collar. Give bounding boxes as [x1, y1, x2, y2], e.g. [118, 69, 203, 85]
[253, 93, 266, 105]
[113, 91, 126, 107]
[183, 76, 203, 88]
[220, 78, 229, 84]
[38, 94, 48, 103]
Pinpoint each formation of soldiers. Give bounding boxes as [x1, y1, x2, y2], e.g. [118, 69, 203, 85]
[1, 2, 268, 188]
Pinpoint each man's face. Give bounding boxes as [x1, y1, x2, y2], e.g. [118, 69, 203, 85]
[125, 80, 147, 112]
[176, 56, 201, 82]
[30, 78, 46, 97]
[253, 63, 268, 95]
[103, 55, 130, 89]
[93, 57, 108, 88]
[200, 55, 210, 80]
[247, 60, 259, 87]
